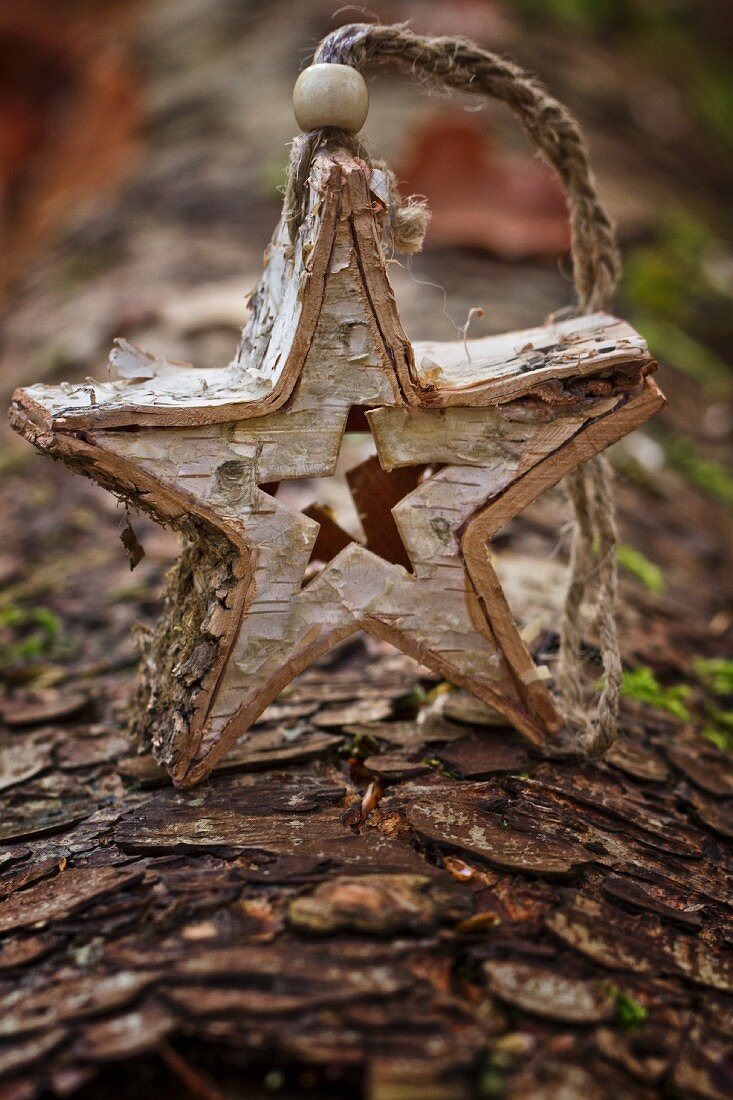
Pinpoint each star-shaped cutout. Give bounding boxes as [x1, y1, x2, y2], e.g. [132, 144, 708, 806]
[10, 151, 663, 786]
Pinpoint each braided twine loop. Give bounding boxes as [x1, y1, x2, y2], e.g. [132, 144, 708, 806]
[285, 23, 623, 757]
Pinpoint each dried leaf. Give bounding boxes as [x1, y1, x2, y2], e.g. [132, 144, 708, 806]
[397, 111, 570, 259]
[120, 516, 145, 570]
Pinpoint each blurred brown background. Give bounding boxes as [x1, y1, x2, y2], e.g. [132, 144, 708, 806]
[2, 0, 732, 659]
[0, 4, 732, 1096]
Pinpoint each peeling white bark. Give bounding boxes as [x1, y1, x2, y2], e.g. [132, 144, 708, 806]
[9, 149, 663, 787]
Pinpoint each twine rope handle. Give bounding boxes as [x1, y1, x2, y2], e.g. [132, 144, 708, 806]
[286, 21, 620, 313]
[285, 23, 622, 756]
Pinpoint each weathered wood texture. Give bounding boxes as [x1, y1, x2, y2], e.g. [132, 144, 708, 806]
[9, 151, 663, 787]
[0, 640, 732, 1100]
[2, 2, 731, 1095]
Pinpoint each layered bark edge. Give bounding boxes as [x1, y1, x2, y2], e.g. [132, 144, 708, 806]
[8, 150, 664, 786]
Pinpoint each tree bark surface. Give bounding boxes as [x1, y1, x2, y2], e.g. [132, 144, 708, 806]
[0, 2, 731, 1097]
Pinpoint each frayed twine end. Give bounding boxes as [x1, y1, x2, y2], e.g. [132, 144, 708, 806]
[390, 196, 431, 254]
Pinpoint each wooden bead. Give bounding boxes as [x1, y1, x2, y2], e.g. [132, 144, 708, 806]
[293, 63, 368, 133]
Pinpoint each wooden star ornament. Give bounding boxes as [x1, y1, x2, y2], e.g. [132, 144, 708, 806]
[10, 150, 663, 787]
